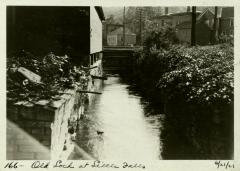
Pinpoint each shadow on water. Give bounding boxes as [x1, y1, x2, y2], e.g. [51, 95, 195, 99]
[124, 78, 233, 160]
[71, 77, 233, 160]
[71, 77, 163, 160]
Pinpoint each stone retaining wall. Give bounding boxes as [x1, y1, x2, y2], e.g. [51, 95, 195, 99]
[7, 59, 103, 160]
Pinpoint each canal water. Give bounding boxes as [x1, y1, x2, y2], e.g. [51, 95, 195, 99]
[70, 76, 233, 160]
[71, 77, 164, 160]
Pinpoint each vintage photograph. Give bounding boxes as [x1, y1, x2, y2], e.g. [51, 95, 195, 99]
[6, 6, 234, 160]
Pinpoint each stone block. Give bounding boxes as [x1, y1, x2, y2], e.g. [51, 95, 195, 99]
[6, 152, 14, 160]
[16, 134, 25, 140]
[7, 109, 19, 121]
[19, 106, 36, 119]
[45, 127, 52, 136]
[7, 132, 15, 140]
[7, 144, 18, 152]
[19, 120, 35, 128]
[61, 94, 72, 101]
[13, 152, 35, 160]
[16, 138, 32, 145]
[38, 121, 52, 127]
[36, 109, 55, 121]
[34, 152, 50, 160]
[7, 127, 18, 137]
[17, 145, 31, 152]
[31, 127, 45, 135]
[18, 145, 43, 153]
[41, 139, 51, 147]
[35, 99, 50, 106]
[50, 99, 66, 109]
[24, 128, 33, 134]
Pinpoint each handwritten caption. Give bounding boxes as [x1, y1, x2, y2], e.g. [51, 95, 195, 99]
[214, 160, 234, 169]
[4, 160, 146, 169]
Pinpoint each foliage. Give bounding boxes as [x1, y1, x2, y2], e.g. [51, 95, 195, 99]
[218, 34, 234, 45]
[131, 43, 233, 106]
[125, 7, 163, 44]
[7, 50, 89, 102]
[157, 44, 234, 105]
[143, 26, 179, 51]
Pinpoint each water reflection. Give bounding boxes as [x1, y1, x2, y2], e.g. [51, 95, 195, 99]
[70, 77, 233, 160]
[71, 77, 163, 160]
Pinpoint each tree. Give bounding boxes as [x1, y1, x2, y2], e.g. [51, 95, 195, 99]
[125, 7, 162, 45]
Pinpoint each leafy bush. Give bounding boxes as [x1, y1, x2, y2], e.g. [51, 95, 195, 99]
[218, 34, 234, 45]
[7, 50, 89, 102]
[157, 44, 233, 105]
[130, 43, 233, 106]
[144, 26, 179, 51]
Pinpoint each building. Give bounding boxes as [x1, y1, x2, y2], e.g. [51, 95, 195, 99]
[152, 8, 215, 45]
[7, 6, 105, 66]
[107, 27, 136, 46]
[7, 6, 105, 160]
[176, 9, 215, 45]
[219, 7, 234, 36]
[152, 14, 173, 28]
[152, 9, 202, 28]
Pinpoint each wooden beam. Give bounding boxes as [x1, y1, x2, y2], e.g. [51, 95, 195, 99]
[91, 75, 108, 80]
[81, 65, 98, 70]
[77, 90, 102, 94]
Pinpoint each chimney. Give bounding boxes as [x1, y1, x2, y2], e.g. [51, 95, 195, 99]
[187, 6, 191, 12]
[217, 7, 222, 18]
[164, 7, 168, 15]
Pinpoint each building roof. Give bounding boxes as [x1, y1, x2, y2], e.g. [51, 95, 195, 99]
[176, 9, 214, 29]
[95, 6, 105, 21]
[196, 8, 214, 20]
[170, 11, 202, 16]
[176, 21, 192, 29]
[108, 27, 136, 36]
[221, 7, 234, 18]
[151, 14, 172, 19]
[152, 11, 202, 20]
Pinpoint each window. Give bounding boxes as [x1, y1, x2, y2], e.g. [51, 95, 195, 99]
[230, 19, 234, 27]
[176, 20, 180, 25]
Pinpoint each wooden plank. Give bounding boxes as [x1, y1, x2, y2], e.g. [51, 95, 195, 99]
[17, 67, 42, 84]
[91, 75, 107, 80]
[81, 65, 98, 70]
[77, 90, 102, 94]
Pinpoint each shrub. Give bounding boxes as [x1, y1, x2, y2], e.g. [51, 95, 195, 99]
[156, 44, 234, 105]
[130, 43, 233, 106]
[7, 50, 89, 102]
[218, 34, 234, 45]
[144, 26, 179, 51]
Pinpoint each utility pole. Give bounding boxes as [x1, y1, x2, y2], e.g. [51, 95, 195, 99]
[191, 6, 196, 46]
[123, 6, 126, 46]
[213, 6, 218, 44]
[139, 8, 142, 46]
